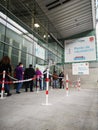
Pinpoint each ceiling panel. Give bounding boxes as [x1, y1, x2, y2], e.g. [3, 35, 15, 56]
[36, 0, 96, 39]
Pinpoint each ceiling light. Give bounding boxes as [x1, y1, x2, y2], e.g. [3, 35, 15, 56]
[48, 35, 50, 37]
[43, 35, 46, 38]
[34, 23, 40, 28]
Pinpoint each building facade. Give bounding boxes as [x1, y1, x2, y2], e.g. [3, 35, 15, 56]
[0, 1, 64, 72]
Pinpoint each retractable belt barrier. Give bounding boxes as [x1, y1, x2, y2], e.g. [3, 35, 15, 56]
[0, 70, 81, 101]
[0, 71, 38, 99]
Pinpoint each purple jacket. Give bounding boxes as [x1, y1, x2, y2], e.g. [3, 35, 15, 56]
[15, 66, 24, 80]
[35, 70, 42, 78]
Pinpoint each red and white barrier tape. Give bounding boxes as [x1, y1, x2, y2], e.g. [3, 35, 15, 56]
[0, 77, 36, 84]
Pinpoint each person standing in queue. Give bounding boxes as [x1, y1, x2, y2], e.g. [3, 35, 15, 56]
[15, 62, 24, 94]
[0, 56, 12, 96]
[59, 71, 64, 89]
[24, 64, 35, 92]
[35, 67, 42, 90]
[52, 71, 58, 88]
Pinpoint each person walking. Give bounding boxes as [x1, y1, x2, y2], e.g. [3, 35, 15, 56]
[0, 56, 12, 96]
[15, 62, 24, 93]
[24, 64, 35, 92]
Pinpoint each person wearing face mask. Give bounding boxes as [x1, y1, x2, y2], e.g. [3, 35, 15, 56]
[15, 62, 24, 94]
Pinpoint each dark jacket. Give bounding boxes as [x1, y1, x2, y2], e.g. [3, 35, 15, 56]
[24, 67, 35, 79]
[59, 72, 64, 81]
[0, 62, 12, 80]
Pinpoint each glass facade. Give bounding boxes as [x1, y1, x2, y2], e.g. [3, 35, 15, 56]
[0, 10, 64, 72]
[96, 0, 98, 61]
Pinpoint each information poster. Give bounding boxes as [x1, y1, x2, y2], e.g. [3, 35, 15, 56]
[65, 36, 96, 63]
[72, 62, 89, 75]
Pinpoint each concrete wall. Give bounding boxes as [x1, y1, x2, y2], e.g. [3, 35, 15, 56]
[64, 62, 98, 89]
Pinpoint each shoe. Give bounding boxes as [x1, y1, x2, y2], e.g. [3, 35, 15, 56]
[16, 91, 21, 94]
[7, 93, 12, 96]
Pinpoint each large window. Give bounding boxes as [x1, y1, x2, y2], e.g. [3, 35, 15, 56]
[0, 11, 64, 72]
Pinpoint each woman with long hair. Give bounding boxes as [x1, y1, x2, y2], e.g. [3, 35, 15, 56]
[0, 56, 12, 96]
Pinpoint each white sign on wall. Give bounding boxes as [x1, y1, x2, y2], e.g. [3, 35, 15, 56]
[72, 62, 89, 75]
[65, 36, 96, 63]
[35, 43, 45, 60]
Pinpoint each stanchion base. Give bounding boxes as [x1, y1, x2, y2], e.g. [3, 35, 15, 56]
[42, 103, 52, 106]
[66, 91, 69, 96]
[78, 88, 80, 91]
[0, 97, 6, 99]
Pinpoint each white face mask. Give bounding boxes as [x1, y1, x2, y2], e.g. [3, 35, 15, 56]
[21, 65, 23, 67]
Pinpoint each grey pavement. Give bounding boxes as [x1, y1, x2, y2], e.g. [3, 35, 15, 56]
[0, 86, 98, 130]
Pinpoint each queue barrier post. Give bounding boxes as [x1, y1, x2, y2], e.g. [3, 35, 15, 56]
[78, 78, 81, 91]
[0, 70, 6, 99]
[36, 75, 40, 93]
[42, 68, 51, 105]
[41, 74, 44, 90]
[66, 74, 69, 96]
